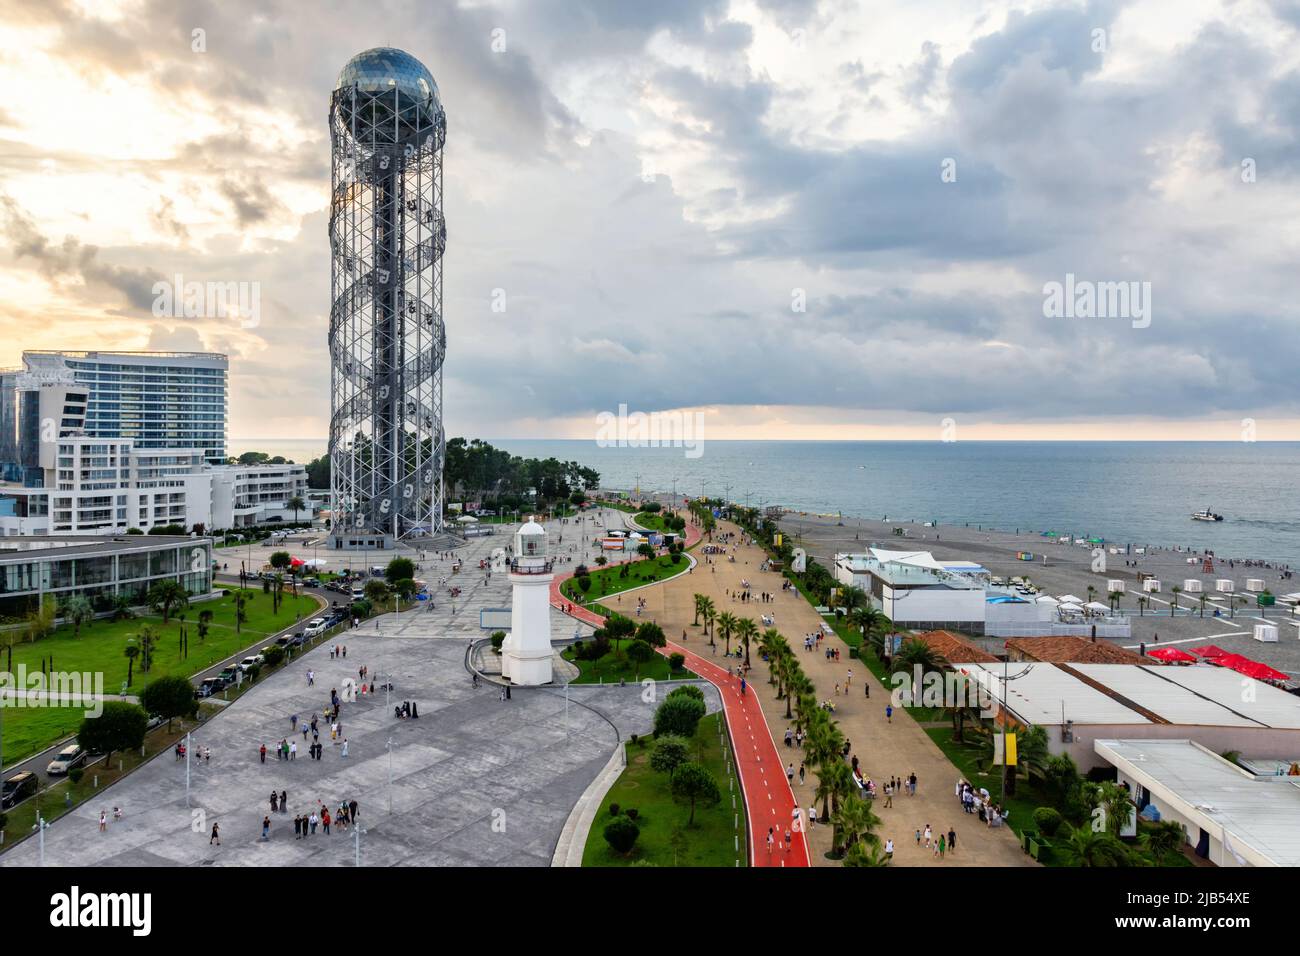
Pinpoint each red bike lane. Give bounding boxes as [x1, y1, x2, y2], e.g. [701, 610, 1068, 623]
[548, 518, 810, 867]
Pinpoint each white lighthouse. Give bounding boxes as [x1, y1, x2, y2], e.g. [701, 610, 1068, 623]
[501, 516, 555, 685]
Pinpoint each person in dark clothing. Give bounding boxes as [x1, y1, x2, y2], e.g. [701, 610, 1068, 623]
[270, 792, 278, 813]
[280, 789, 287, 812]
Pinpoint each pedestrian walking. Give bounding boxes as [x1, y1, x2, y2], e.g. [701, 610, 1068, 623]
[99, 810, 107, 832]
[784, 828, 792, 853]
[948, 828, 956, 855]
[341, 738, 349, 757]
[210, 822, 220, 845]
[798, 763, 805, 786]
[787, 763, 794, 784]
[884, 838, 893, 860]
[767, 827, 774, 855]
[885, 703, 893, 723]
[261, 816, 270, 841]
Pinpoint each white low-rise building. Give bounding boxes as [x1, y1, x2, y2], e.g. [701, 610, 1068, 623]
[1095, 738, 1300, 867]
[0, 436, 308, 535]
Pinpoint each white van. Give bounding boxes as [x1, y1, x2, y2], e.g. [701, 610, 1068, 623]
[370, 565, 385, 576]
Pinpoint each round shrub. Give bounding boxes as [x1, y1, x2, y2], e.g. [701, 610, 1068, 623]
[1033, 806, 1065, 837]
[603, 815, 640, 855]
[608, 803, 620, 817]
[668, 652, 686, 672]
[668, 684, 704, 702]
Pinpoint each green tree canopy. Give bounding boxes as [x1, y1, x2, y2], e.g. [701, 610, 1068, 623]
[139, 675, 197, 730]
[77, 702, 148, 766]
[670, 761, 721, 824]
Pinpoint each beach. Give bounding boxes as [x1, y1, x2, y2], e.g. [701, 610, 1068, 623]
[776, 511, 1300, 679]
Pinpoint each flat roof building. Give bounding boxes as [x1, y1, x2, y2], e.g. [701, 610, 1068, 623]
[963, 662, 1300, 769]
[0, 534, 213, 621]
[1095, 739, 1300, 867]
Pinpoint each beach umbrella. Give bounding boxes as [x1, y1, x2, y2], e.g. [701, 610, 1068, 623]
[1084, 601, 1109, 611]
[1035, 595, 1059, 605]
[1058, 594, 1083, 604]
[1191, 645, 1228, 660]
[1058, 602, 1084, 611]
[289, 557, 305, 567]
[1146, 647, 1197, 663]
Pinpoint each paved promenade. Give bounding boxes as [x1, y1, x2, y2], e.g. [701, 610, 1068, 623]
[620, 518, 1033, 867]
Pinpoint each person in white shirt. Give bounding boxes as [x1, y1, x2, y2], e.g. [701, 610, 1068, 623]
[884, 838, 894, 859]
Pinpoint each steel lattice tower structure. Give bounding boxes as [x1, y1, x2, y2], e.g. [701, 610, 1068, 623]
[328, 48, 446, 548]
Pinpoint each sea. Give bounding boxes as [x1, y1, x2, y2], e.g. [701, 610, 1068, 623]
[229, 438, 1300, 566]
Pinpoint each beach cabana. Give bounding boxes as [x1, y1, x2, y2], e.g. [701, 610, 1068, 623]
[1058, 594, 1084, 605]
[1146, 647, 1197, 663]
[1058, 602, 1084, 612]
[1191, 645, 1229, 660]
[1035, 594, 1059, 605]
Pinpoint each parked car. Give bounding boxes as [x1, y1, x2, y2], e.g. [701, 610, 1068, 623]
[145, 713, 165, 731]
[274, 636, 292, 648]
[46, 744, 86, 776]
[196, 677, 224, 698]
[239, 654, 264, 670]
[1, 771, 38, 808]
[218, 667, 240, 684]
[288, 632, 305, 647]
[351, 587, 364, 600]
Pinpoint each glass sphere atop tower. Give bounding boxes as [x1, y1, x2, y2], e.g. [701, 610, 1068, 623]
[334, 47, 443, 147]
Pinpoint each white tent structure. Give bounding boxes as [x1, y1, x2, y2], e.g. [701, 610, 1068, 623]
[1059, 594, 1084, 605]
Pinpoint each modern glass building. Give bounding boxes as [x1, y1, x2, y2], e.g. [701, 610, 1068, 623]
[0, 534, 213, 622]
[20, 351, 229, 464]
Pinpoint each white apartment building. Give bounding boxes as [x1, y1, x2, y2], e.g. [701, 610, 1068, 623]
[0, 436, 308, 535]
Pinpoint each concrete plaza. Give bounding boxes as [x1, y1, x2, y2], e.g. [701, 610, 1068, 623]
[0, 509, 718, 868]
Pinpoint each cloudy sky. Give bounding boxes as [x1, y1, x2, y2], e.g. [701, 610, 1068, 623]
[1, 0, 1298, 442]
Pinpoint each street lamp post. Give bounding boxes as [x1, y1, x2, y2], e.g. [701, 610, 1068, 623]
[386, 737, 397, 814]
[353, 823, 366, 866]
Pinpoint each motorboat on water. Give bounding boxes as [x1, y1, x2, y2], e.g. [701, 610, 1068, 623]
[1191, 507, 1224, 522]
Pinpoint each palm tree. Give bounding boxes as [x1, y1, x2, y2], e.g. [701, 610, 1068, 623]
[288, 495, 306, 525]
[842, 839, 890, 867]
[891, 637, 944, 677]
[197, 608, 213, 642]
[1107, 589, 1123, 611]
[61, 595, 94, 638]
[124, 642, 140, 687]
[830, 791, 882, 857]
[136, 625, 157, 674]
[1139, 820, 1186, 865]
[838, 585, 867, 611]
[700, 598, 716, 646]
[1198, 593, 1208, 618]
[813, 756, 853, 823]
[1094, 781, 1136, 836]
[759, 629, 784, 683]
[1061, 825, 1130, 867]
[1170, 584, 1182, 616]
[1137, 595, 1148, 617]
[692, 593, 705, 626]
[1086, 585, 1097, 607]
[735, 617, 758, 669]
[717, 611, 738, 655]
[148, 580, 189, 623]
[110, 594, 134, 622]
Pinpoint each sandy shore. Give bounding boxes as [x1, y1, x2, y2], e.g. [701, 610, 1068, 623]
[776, 511, 1300, 677]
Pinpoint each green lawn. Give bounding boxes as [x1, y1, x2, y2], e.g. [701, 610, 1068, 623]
[0, 587, 321, 760]
[633, 512, 684, 535]
[562, 554, 690, 606]
[562, 638, 693, 685]
[1, 707, 88, 766]
[583, 713, 746, 867]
